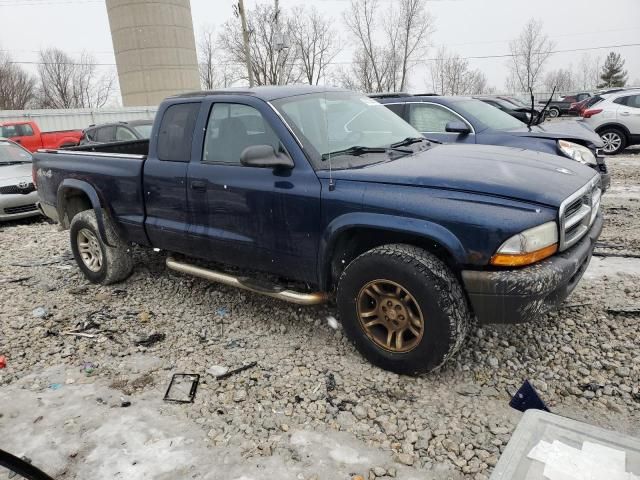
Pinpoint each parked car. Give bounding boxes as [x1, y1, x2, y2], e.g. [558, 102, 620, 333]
[475, 96, 544, 124]
[0, 138, 40, 221]
[372, 94, 609, 189]
[0, 121, 81, 152]
[79, 120, 153, 145]
[581, 89, 640, 154]
[34, 86, 603, 374]
[539, 92, 592, 118]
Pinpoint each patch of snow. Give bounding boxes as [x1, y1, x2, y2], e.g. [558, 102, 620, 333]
[583, 257, 640, 280]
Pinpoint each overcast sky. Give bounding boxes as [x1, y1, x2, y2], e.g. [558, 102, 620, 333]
[1, 0, 639, 95]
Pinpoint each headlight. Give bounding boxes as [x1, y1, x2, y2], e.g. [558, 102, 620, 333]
[558, 140, 596, 166]
[490, 221, 558, 267]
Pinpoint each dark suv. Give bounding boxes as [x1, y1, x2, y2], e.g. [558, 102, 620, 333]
[80, 120, 153, 145]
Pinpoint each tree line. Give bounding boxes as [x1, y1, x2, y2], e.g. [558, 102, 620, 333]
[0, 0, 633, 111]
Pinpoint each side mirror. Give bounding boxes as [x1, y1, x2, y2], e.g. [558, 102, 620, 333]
[240, 145, 294, 169]
[445, 121, 471, 134]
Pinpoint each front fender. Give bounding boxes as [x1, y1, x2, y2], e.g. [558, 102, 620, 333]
[56, 179, 114, 247]
[318, 212, 467, 289]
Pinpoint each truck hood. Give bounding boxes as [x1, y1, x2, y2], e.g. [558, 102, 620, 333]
[0, 162, 32, 186]
[324, 144, 598, 208]
[505, 120, 603, 147]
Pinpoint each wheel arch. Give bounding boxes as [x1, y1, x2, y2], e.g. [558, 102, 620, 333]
[318, 213, 467, 291]
[595, 123, 631, 139]
[56, 179, 116, 247]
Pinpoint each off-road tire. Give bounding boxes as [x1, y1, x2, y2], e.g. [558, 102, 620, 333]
[548, 107, 560, 118]
[336, 244, 472, 375]
[599, 127, 627, 155]
[69, 210, 133, 285]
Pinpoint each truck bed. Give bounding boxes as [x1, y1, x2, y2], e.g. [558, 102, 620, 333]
[65, 139, 149, 156]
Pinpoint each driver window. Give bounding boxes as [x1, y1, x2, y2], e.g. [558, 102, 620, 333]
[203, 103, 280, 165]
[116, 126, 137, 141]
[409, 104, 461, 133]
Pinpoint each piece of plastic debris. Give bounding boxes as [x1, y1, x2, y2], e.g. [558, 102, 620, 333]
[120, 397, 131, 408]
[32, 307, 49, 319]
[138, 311, 151, 322]
[163, 373, 200, 403]
[134, 333, 165, 347]
[81, 362, 97, 376]
[207, 365, 230, 378]
[216, 307, 228, 317]
[48, 383, 62, 390]
[0, 355, 6, 369]
[215, 362, 257, 380]
[326, 316, 339, 329]
[509, 379, 550, 412]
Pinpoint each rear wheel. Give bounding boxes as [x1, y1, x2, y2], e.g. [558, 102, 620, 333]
[548, 107, 560, 118]
[599, 128, 626, 155]
[336, 244, 472, 375]
[70, 210, 133, 284]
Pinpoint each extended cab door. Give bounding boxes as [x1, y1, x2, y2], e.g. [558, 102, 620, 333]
[186, 97, 322, 284]
[143, 101, 200, 252]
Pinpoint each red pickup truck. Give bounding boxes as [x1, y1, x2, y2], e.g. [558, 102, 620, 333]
[0, 121, 81, 152]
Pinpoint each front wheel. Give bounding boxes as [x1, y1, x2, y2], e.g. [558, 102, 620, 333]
[336, 244, 472, 375]
[70, 210, 133, 285]
[599, 128, 626, 155]
[548, 107, 560, 118]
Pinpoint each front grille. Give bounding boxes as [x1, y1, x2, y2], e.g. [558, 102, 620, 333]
[0, 183, 36, 195]
[4, 203, 38, 215]
[559, 177, 601, 251]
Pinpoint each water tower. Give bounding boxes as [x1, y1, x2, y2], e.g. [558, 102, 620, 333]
[106, 0, 201, 106]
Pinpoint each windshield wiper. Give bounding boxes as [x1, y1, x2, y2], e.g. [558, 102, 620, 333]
[390, 137, 426, 148]
[321, 146, 387, 161]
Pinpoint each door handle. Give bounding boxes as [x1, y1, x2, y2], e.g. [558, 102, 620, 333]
[190, 180, 206, 191]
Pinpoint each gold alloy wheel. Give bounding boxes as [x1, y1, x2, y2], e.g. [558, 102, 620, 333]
[77, 228, 103, 272]
[356, 279, 424, 353]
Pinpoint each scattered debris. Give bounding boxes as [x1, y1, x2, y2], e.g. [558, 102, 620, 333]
[81, 362, 97, 376]
[0, 276, 31, 285]
[326, 315, 339, 329]
[0, 355, 6, 369]
[134, 333, 166, 347]
[509, 380, 550, 413]
[163, 374, 200, 403]
[61, 331, 96, 339]
[206, 365, 229, 378]
[326, 372, 336, 392]
[32, 307, 49, 319]
[216, 307, 228, 317]
[48, 383, 62, 390]
[606, 305, 640, 315]
[120, 397, 131, 408]
[214, 361, 257, 380]
[138, 311, 151, 322]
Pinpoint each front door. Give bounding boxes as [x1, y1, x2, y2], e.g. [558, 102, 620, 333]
[408, 103, 476, 144]
[186, 100, 322, 283]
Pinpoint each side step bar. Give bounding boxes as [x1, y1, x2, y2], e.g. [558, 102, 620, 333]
[166, 257, 328, 306]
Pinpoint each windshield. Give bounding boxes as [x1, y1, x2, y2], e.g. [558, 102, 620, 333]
[132, 123, 152, 139]
[0, 141, 32, 164]
[272, 92, 423, 170]
[456, 99, 525, 130]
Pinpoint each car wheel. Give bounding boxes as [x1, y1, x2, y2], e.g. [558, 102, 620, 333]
[599, 128, 626, 155]
[69, 210, 133, 285]
[548, 107, 560, 118]
[336, 244, 472, 375]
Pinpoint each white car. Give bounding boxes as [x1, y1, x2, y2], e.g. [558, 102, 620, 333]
[0, 138, 41, 221]
[581, 89, 640, 155]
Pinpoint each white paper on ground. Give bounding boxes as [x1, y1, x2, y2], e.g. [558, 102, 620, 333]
[582, 441, 626, 472]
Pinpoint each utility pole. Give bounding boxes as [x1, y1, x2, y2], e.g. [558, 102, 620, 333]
[238, 0, 254, 87]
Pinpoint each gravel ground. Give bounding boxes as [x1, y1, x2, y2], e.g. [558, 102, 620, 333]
[1, 151, 639, 479]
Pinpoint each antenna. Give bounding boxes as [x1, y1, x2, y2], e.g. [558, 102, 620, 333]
[324, 91, 335, 191]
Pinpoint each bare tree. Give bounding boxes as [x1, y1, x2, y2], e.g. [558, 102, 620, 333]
[507, 18, 555, 93]
[36, 48, 114, 109]
[0, 51, 36, 110]
[429, 47, 491, 95]
[197, 25, 240, 89]
[219, 4, 301, 86]
[342, 0, 433, 92]
[290, 6, 340, 85]
[542, 68, 576, 94]
[335, 48, 377, 92]
[576, 54, 602, 91]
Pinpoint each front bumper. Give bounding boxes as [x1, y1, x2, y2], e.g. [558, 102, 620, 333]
[0, 191, 41, 221]
[595, 154, 610, 191]
[461, 213, 603, 325]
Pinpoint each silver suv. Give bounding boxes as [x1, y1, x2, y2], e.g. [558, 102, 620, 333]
[581, 89, 640, 154]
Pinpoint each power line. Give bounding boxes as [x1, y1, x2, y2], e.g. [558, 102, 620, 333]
[6, 42, 640, 67]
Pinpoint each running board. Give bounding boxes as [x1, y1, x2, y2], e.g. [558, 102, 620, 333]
[165, 257, 328, 306]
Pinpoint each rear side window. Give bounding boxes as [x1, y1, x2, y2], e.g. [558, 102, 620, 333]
[157, 102, 200, 162]
[613, 97, 627, 106]
[0, 124, 33, 137]
[622, 95, 640, 108]
[96, 126, 116, 142]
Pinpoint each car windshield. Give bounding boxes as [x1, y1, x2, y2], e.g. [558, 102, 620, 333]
[271, 91, 423, 170]
[0, 141, 32, 164]
[132, 123, 152, 139]
[456, 99, 525, 130]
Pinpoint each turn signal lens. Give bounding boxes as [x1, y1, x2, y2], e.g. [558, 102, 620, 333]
[491, 243, 558, 267]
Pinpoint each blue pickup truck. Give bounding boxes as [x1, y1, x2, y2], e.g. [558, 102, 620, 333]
[33, 86, 603, 374]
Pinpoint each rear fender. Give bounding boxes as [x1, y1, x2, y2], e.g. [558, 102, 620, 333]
[318, 212, 467, 289]
[56, 179, 115, 247]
